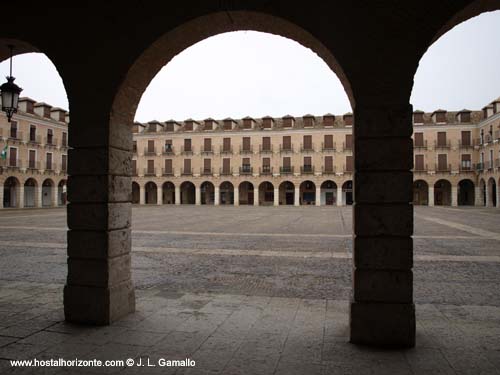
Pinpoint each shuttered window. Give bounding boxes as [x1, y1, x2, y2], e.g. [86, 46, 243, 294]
[204, 138, 212, 151]
[262, 157, 270, 166]
[147, 159, 154, 173]
[283, 157, 291, 167]
[461, 154, 471, 170]
[203, 158, 211, 171]
[132, 160, 137, 174]
[183, 159, 191, 173]
[164, 159, 172, 173]
[223, 138, 231, 152]
[324, 156, 333, 171]
[324, 116, 334, 127]
[242, 137, 251, 151]
[62, 132, 67, 147]
[262, 137, 271, 151]
[437, 154, 447, 170]
[303, 135, 312, 150]
[415, 155, 424, 170]
[345, 134, 353, 149]
[304, 156, 312, 166]
[461, 131, 471, 146]
[414, 133, 424, 147]
[29, 150, 36, 168]
[46, 153, 53, 169]
[263, 118, 272, 129]
[61, 154, 67, 171]
[324, 135, 333, 149]
[184, 139, 192, 152]
[346, 155, 353, 171]
[437, 132, 447, 146]
[223, 158, 230, 173]
[223, 120, 232, 130]
[243, 119, 252, 129]
[184, 121, 193, 131]
[148, 140, 155, 152]
[283, 136, 291, 150]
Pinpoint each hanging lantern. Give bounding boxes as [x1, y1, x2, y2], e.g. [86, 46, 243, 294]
[1, 45, 23, 122]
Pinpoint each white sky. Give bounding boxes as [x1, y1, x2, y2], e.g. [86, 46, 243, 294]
[1, 10, 499, 121]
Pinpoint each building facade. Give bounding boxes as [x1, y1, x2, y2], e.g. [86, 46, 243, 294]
[0, 97, 69, 208]
[132, 98, 500, 208]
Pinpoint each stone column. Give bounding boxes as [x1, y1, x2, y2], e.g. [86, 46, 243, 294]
[273, 188, 279, 206]
[316, 186, 321, 206]
[64, 112, 135, 325]
[52, 186, 59, 207]
[214, 186, 220, 206]
[0, 185, 3, 209]
[451, 186, 458, 207]
[157, 186, 162, 205]
[350, 104, 415, 347]
[496, 185, 500, 208]
[18, 185, 24, 208]
[36, 186, 43, 208]
[139, 186, 145, 205]
[428, 186, 434, 207]
[474, 187, 482, 206]
[234, 187, 239, 206]
[175, 186, 181, 205]
[294, 186, 300, 206]
[337, 185, 343, 206]
[485, 184, 491, 207]
[195, 186, 201, 206]
[254, 191, 259, 206]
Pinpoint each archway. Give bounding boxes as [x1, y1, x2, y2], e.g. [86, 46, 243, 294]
[434, 179, 451, 206]
[299, 180, 316, 205]
[132, 182, 140, 204]
[258, 181, 274, 206]
[162, 182, 175, 204]
[42, 179, 54, 207]
[239, 181, 254, 205]
[279, 181, 295, 205]
[413, 180, 429, 205]
[24, 178, 37, 208]
[200, 181, 215, 205]
[180, 181, 195, 204]
[145, 181, 158, 204]
[488, 177, 497, 207]
[219, 181, 234, 205]
[320, 180, 337, 206]
[58, 180, 67, 206]
[458, 179, 475, 206]
[3, 177, 20, 208]
[342, 180, 353, 205]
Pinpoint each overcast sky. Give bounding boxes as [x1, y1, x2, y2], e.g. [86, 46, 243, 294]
[1, 10, 499, 121]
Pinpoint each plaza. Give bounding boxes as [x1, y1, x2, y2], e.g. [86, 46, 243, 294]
[0, 205, 499, 374]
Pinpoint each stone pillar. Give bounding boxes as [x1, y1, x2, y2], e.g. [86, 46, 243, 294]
[273, 188, 279, 206]
[485, 184, 491, 207]
[254, 191, 259, 206]
[18, 185, 24, 208]
[214, 186, 220, 206]
[139, 186, 145, 205]
[195, 186, 201, 206]
[451, 186, 458, 207]
[36, 186, 43, 208]
[350, 104, 415, 348]
[52, 186, 59, 207]
[428, 186, 434, 207]
[316, 186, 321, 206]
[294, 186, 300, 206]
[157, 186, 162, 205]
[0, 185, 3, 209]
[234, 187, 239, 206]
[175, 186, 181, 205]
[474, 187, 482, 206]
[496, 185, 500, 208]
[337, 185, 343, 206]
[64, 112, 135, 325]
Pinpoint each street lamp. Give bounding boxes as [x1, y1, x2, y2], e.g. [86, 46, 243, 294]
[1, 45, 23, 122]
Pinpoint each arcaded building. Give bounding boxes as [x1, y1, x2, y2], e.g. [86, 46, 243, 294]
[131, 98, 500, 208]
[0, 97, 68, 208]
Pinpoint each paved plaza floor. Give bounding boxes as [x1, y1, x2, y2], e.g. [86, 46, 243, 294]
[0, 206, 499, 374]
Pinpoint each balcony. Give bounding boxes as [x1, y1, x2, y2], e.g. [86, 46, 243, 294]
[413, 140, 427, 150]
[240, 145, 254, 154]
[181, 168, 192, 176]
[413, 164, 428, 173]
[434, 140, 451, 149]
[239, 166, 253, 175]
[220, 146, 233, 154]
[259, 145, 273, 154]
[201, 147, 213, 154]
[280, 166, 294, 175]
[475, 162, 484, 172]
[459, 164, 474, 172]
[300, 165, 315, 174]
[343, 165, 353, 173]
[322, 166, 336, 175]
[1, 159, 21, 169]
[279, 145, 294, 153]
[27, 135, 42, 145]
[219, 167, 233, 176]
[144, 147, 156, 156]
[45, 137, 58, 148]
[144, 168, 157, 176]
[343, 142, 353, 152]
[27, 161, 41, 170]
[321, 142, 336, 152]
[484, 133, 493, 143]
[163, 145, 175, 155]
[181, 146, 193, 155]
[162, 168, 174, 176]
[8, 131, 23, 142]
[458, 141, 473, 150]
[484, 160, 493, 171]
[435, 163, 451, 173]
[259, 166, 273, 175]
[300, 144, 315, 153]
[200, 167, 213, 176]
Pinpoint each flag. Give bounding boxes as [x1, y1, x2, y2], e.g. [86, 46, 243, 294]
[0, 144, 7, 160]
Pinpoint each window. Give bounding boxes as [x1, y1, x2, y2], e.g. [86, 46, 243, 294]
[29, 125, 36, 142]
[415, 155, 424, 171]
[262, 137, 271, 151]
[222, 138, 231, 152]
[437, 154, 448, 171]
[324, 135, 334, 149]
[282, 157, 291, 172]
[203, 138, 212, 152]
[164, 159, 173, 174]
[413, 113, 424, 124]
[460, 131, 471, 146]
[46, 153, 53, 170]
[9, 148, 17, 166]
[29, 150, 36, 169]
[242, 137, 251, 151]
[345, 155, 353, 172]
[62, 132, 67, 147]
[243, 118, 253, 129]
[282, 136, 291, 150]
[414, 133, 424, 147]
[304, 117, 314, 128]
[184, 139, 192, 152]
[323, 115, 335, 127]
[183, 159, 191, 174]
[303, 135, 312, 150]
[10, 121, 17, 139]
[203, 158, 211, 173]
[324, 156, 333, 172]
[165, 140, 172, 152]
[165, 122, 174, 132]
[262, 157, 271, 173]
[61, 155, 67, 171]
[222, 158, 231, 174]
[184, 121, 193, 131]
[303, 156, 312, 172]
[47, 129, 53, 145]
[242, 157, 251, 173]
[345, 134, 353, 150]
[262, 118, 272, 129]
[133, 141, 137, 152]
[132, 160, 137, 175]
[147, 140, 155, 153]
[461, 154, 471, 170]
[437, 132, 447, 147]
[147, 159, 155, 174]
[223, 120, 232, 130]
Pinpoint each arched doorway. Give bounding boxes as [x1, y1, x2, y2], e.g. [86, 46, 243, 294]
[458, 179, 474, 206]
[488, 178, 497, 207]
[258, 181, 274, 206]
[342, 180, 353, 205]
[200, 181, 215, 205]
[320, 180, 337, 205]
[42, 179, 54, 207]
[219, 181, 234, 205]
[279, 181, 295, 205]
[3, 177, 20, 208]
[145, 182, 158, 204]
[132, 182, 140, 204]
[58, 180, 67, 206]
[413, 180, 428, 205]
[180, 181, 195, 204]
[24, 178, 37, 208]
[162, 182, 175, 204]
[434, 179, 451, 206]
[299, 180, 316, 205]
[239, 181, 254, 205]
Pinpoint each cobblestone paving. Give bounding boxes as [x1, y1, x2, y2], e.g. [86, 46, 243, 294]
[0, 206, 500, 374]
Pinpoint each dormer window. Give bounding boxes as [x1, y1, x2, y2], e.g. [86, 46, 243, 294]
[262, 117, 274, 129]
[184, 121, 193, 131]
[432, 110, 447, 124]
[165, 122, 174, 132]
[243, 117, 254, 129]
[282, 116, 294, 128]
[323, 114, 335, 127]
[457, 111, 471, 123]
[223, 119, 235, 131]
[303, 115, 314, 128]
[204, 119, 215, 131]
[343, 113, 353, 126]
[413, 112, 424, 124]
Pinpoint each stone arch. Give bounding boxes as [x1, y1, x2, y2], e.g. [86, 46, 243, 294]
[180, 181, 195, 204]
[320, 180, 337, 206]
[200, 181, 215, 205]
[279, 181, 295, 206]
[342, 180, 353, 206]
[132, 182, 140, 204]
[434, 179, 452, 206]
[162, 181, 175, 205]
[24, 178, 38, 208]
[3, 177, 20, 208]
[42, 178, 55, 207]
[58, 179, 67, 206]
[239, 181, 254, 205]
[413, 180, 429, 206]
[299, 180, 316, 205]
[258, 181, 274, 206]
[458, 179, 475, 206]
[219, 181, 234, 205]
[487, 177, 497, 207]
[145, 181, 158, 204]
